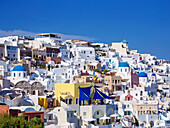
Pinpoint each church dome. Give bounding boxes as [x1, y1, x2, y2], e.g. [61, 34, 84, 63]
[118, 62, 130, 67]
[151, 73, 156, 76]
[24, 107, 35, 112]
[122, 39, 128, 43]
[138, 72, 147, 77]
[12, 65, 26, 71]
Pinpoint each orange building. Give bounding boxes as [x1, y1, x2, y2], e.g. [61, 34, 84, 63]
[18, 111, 44, 122]
[0, 104, 9, 115]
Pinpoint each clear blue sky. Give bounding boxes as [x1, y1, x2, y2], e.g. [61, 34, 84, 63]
[0, 0, 170, 60]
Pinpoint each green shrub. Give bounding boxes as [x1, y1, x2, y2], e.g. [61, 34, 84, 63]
[0, 114, 43, 128]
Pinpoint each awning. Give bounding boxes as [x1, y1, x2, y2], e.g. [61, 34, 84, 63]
[100, 116, 111, 120]
[79, 86, 92, 96]
[84, 118, 96, 122]
[47, 111, 56, 115]
[14, 88, 23, 91]
[2, 88, 11, 91]
[110, 114, 119, 117]
[79, 87, 91, 101]
[93, 88, 104, 100]
[95, 88, 112, 99]
[0, 91, 12, 95]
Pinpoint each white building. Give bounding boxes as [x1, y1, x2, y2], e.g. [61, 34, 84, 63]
[11, 65, 27, 81]
[35, 33, 62, 46]
[4, 45, 20, 62]
[0, 61, 8, 77]
[112, 40, 129, 54]
[71, 46, 95, 61]
[138, 72, 148, 86]
[53, 106, 79, 128]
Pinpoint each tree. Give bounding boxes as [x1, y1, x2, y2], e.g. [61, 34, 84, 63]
[28, 117, 44, 128]
[95, 45, 100, 48]
[0, 114, 44, 128]
[0, 114, 28, 128]
[50, 66, 54, 69]
[103, 70, 109, 74]
[94, 69, 101, 73]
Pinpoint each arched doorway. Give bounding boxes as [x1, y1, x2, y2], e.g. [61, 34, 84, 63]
[15, 81, 30, 93]
[108, 108, 113, 116]
[93, 109, 104, 125]
[31, 82, 44, 96]
[150, 121, 154, 127]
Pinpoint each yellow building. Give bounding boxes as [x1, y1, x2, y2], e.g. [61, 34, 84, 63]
[55, 83, 94, 106]
[38, 97, 47, 109]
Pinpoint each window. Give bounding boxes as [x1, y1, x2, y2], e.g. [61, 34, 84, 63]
[140, 91, 143, 96]
[76, 98, 79, 104]
[14, 73, 15, 77]
[13, 54, 15, 57]
[120, 69, 122, 72]
[125, 69, 127, 72]
[67, 113, 69, 118]
[90, 51, 92, 54]
[49, 115, 52, 120]
[58, 109, 60, 112]
[124, 111, 127, 115]
[8, 54, 10, 57]
[19, 73, 21, 77]
[83, 112, 86, 116]
[69, 98, 72, 104]
[71, 113, 73, 117]
[97, 111, 99, 115]
[1, 53, 3, 57]
[84, 51, 86, 54]
[115, 80, 117, 84]
[66, 99, 68, 104]
[24, 73, 26, 77]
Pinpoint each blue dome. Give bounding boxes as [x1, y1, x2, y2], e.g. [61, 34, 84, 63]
[12, 65, 26, 71]
[122, 39, 128, 43]
[118, 62, 129, 67]
[24, 107, 35, 112]
[151, 73, 156, 76]
[138, 72, 147, 77]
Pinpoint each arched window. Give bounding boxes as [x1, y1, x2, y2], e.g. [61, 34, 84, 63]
[19, 73, 21, 77]
[14, 73, 15, 77]
[24, 73, 26, 77]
